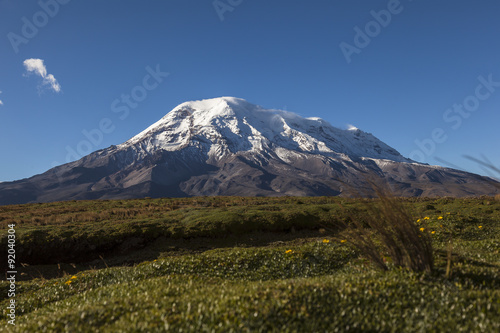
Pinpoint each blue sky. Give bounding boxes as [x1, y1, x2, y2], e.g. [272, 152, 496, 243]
[1, 0, 500, 181]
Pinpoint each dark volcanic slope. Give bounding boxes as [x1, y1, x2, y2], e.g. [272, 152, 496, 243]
[0, 97, 497, 205]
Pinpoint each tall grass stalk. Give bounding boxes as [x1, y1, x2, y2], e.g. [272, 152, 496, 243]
[342, 181, 434, 273]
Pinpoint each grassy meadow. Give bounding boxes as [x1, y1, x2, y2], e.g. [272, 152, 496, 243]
[1, 196, 499, 332]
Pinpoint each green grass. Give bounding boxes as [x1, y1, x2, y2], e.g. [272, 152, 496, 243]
[1, 196, 500, 331]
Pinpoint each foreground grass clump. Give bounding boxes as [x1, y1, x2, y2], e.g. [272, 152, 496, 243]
[1, 238, 499, 332]
[343, 193, 434, 273]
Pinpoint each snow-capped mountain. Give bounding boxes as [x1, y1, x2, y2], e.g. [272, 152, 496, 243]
[0, 97, 497, 205]
[118, 97, 409, 163]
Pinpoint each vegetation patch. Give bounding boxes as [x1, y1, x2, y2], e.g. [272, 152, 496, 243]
[0, 196, 499, 331]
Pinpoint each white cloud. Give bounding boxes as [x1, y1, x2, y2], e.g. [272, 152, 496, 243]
[23, 58, 61, 93]
[43, 74, 61, 93]
[23, 59, 47, 77]
[0, 90, 3, 106]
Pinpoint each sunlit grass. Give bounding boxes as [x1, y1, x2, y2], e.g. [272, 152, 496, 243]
[0, 196, 499, 331]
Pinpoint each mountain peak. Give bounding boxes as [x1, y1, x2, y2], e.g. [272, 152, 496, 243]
[172, 97, 254, 116]
[119, 97, 412, 164]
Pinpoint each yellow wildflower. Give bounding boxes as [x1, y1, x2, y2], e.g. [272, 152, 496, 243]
[322, 239, 330, 243]
[478, 226, 483, 229]
[431, 231, 436, 234]
[420, 227, 425, 232]
[437, 216, 443, 220]
[340, 240, 347, 243]
[285, 249, 293, 254]
[424, 217, 430, 220]
[416, 219, 421, 223]
[71, 275, 77, 279]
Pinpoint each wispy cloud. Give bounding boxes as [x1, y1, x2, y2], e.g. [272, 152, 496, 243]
[0, 90, 3, 106]
[23, 58, 61, 93]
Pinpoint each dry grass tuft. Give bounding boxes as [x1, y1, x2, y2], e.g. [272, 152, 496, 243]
[341, 180, 434, 273]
